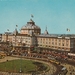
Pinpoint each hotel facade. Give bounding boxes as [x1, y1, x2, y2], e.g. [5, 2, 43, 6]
[1, 19, 75, 55]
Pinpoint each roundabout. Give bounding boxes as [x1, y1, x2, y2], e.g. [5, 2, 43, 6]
[0, 56, 57, 75]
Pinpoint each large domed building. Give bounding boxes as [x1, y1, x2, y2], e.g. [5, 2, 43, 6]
[20, 19, 41, 35]
[1, 17, 75, 58]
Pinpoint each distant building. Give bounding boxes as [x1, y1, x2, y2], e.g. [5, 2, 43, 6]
[1, 19, 75, 54]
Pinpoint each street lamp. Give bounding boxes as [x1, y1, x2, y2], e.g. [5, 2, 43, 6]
[19, 36, 22, 73]
[19, 68, 22, 73]
[19, 54, 22, 73]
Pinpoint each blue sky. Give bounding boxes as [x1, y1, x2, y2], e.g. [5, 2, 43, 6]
[0, 0, 75, 34]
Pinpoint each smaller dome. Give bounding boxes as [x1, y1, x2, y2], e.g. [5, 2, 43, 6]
[13, 28, 18, 35]
[44, 30, 48, 35]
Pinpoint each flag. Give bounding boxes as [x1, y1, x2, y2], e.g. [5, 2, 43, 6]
[16, 25, 18, 27]
[67, 28, 70, 32]
[7, 29, 9, 31]
[31, 14, 33, 17]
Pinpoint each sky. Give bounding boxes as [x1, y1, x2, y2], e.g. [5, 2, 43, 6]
[0, 0, 75, 34]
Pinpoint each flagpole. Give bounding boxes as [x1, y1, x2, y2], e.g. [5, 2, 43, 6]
[66, 28, 68, 37]
[31, 14, 34, 18]
[16, 25, 18, 30]
[31, 14, 34, 21]
[66, 28, 70, 37]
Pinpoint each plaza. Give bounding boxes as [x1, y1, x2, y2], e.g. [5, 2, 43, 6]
[0, 18, 75, 75]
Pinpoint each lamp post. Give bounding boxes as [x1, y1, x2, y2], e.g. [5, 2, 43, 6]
[19, 36, 22, 73]
[19, 53, 22, 73]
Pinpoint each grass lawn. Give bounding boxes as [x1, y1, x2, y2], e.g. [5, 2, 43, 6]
[0, 59, 49, 73]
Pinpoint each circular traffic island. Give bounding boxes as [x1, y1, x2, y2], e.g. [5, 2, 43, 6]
[0, 59, 49, 74]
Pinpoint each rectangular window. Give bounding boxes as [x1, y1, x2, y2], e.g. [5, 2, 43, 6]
[55, 42, 57, 45]
[66, 44, 68, 46]
[59, 39, 61, 42]
[52, 42, 54, 45]
[59, 43, 61, 46]
[62, 44, 64, 46]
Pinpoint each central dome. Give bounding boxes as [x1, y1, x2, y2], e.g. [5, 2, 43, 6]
[20, 19, 41, 35]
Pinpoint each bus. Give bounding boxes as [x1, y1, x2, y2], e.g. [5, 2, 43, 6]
[68, 53, 75, 59]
